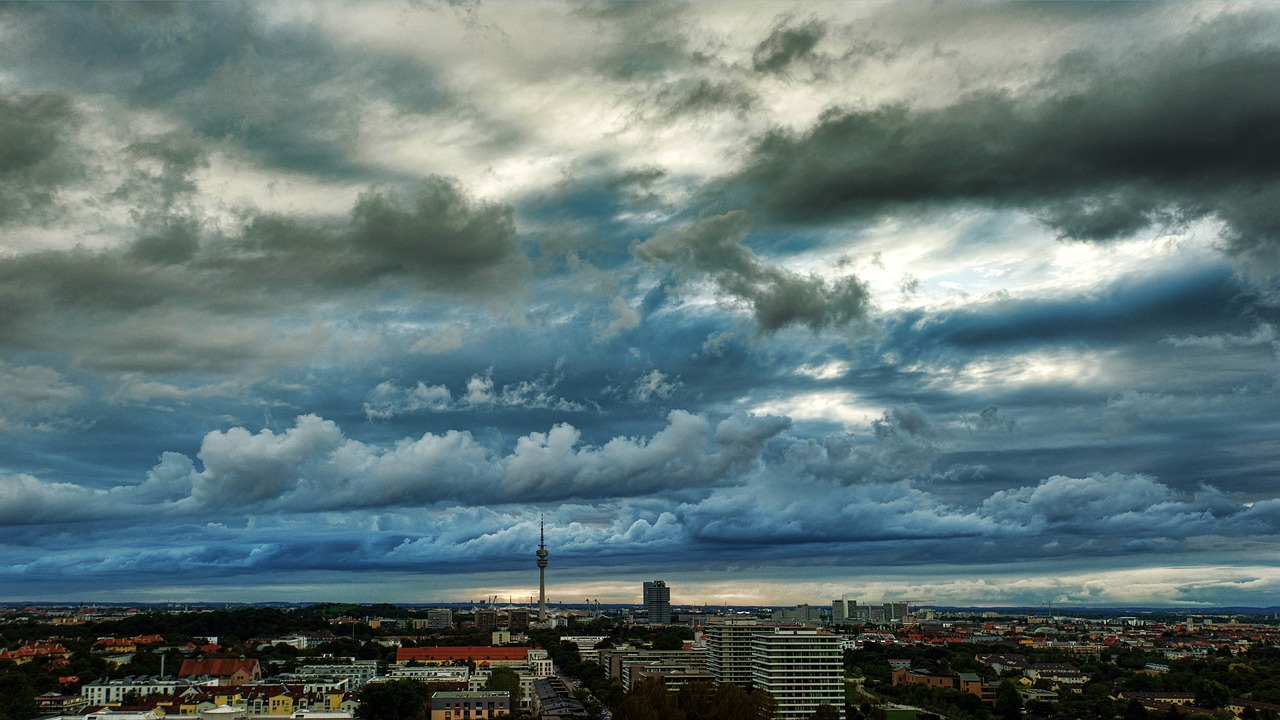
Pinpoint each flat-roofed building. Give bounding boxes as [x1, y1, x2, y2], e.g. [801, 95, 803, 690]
[705, 618, 772, 688]
[751, 629, 844, 720]
[643, 581, 671, 625]
[429, 691, 509, 720]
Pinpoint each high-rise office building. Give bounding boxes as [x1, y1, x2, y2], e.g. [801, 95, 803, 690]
[831, 596, 910, 624]
[643, 580, 671, 625]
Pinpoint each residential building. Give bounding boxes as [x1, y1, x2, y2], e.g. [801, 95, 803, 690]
[892, 668, 997, 704]
[426, 608, 454, 629]
[178, 658, 262, 685]
[475, 609, 499, 631]
[80, 676, 191, 706]
[396, 646, 531, 667]
[558, 636, 609, 663]
[508, 609, 531, 632]
[532, 677, 589, 720]
[284, 659, 378, 690]
[705, 618, 772, 688]
[629, 662, 715, 690]
[429, 690, 509, 720]
[597, 647, 706, 686]
[750, 628, 845, 720]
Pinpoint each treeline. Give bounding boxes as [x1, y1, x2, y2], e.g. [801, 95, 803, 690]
[612, 679, 787, 720]
[80, 606, 332, 644]
[851, 640, 1280, 720]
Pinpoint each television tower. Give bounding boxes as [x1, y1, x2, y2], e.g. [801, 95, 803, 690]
[536, 516, 549, 623]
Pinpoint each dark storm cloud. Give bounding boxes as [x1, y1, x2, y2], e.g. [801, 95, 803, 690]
[4, 404, 1280, 582]
[633, 211, 872, 333]
[0, 175, 527, 365]
[3, 2, 450, 179]
[0, 91, 79, 223]
[751, 17, 826, 74]
[881, 266, 1248, 360]
[350, 178, 521, 283]
[730, 12, 1280, 272]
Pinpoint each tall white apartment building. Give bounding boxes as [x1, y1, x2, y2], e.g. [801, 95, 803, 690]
[705, 618, 771, 688]
[750, 628, 845, 720]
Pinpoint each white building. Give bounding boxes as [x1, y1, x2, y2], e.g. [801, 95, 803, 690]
[559, 636, 609, 663]
[705, 618, 772, 688]
[81, 676, 194, 706]
[750, 628, 845, 720]
[285, 660, 378, 690]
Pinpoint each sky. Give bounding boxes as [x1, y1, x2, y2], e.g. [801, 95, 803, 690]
[1, 1, 1279, 609]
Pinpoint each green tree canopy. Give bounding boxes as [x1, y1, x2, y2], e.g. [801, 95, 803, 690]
[485, 665, 523, 709]
[356, 679, 430, 720]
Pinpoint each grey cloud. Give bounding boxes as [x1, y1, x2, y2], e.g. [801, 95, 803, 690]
[730, 13, 1280, 272]
[7, 3, 451, 180]
[0, 176, 527, 368]
[182, 410, 791, 511]
[113, 132, 209, 216]
[633, 211, 872, 333]
[751, 17, 826, 74]
[350, 178, 523, 285]
[192, 414, 348, 506]
[648, 77, 757, 120]
[0, 473, 106, 525]
[965, 405, 1017, 433]
[0, 91, 79, 224]
[0, 362, 86, 431]
[363, 367, 591, 419]
[1162, 323, 1276, 350]
[364, 381, 453, 420]
[128, 218, 202, 266]
[576, 1, 697, 81]
[873, 403, 932, 439]
[976, 473, 1265, 540]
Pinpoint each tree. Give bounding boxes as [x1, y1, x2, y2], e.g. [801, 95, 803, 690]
[486, 665, 523, 711]
[1123, 699, 1148, 720]
[995, 679, 1022, 720]
[614, 678, 683, 720]
[356, 679, 430, 720]
[0, 674, 39, 720]
[651, 632, 685, 651]
[811, 704, 841, 720]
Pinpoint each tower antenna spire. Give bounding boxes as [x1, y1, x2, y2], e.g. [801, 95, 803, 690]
[536, 514, 549, 623]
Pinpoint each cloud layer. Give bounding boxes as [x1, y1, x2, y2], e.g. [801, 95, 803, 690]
[0, 1, 1278, 606]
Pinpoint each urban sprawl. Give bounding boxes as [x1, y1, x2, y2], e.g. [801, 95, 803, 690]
[4, 544, 1280, 720]
[5, 594, 1280, 720]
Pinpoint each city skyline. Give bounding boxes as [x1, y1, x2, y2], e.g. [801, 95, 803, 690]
[2, 2, 1280, 608]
